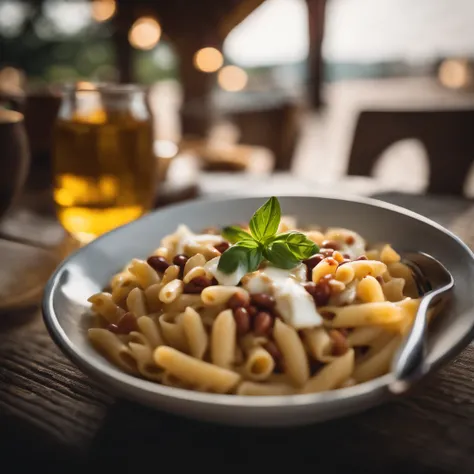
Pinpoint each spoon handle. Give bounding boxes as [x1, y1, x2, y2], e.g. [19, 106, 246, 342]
[390, 286, 449, 393]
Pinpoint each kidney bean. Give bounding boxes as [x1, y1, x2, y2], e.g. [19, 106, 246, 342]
[329, 329, 349, 356]
[227, 292, 249, 310]
[303, 253, 324, 270]
[253, 311, 273, 336]
[183, 276, 213, 294]
[263, 340, 282, 362]
[233, 307, 250, 336]
[211, 277, 218, 285]
[251, 293, 275, 310]
[321, 240, 341, 250]
[107, 323, 119, 333]
[303, 254, 324, 280]
[359, 345, 370, 356]
[320, 310, 336, 321]
[305, 281, 331, 306]
[173, 254, 188, 270]
[311, 362, 325, 377]
[214, 241, 230, 254]
[111, 312, 138, 334]
[343, 253, 351, 259]
[304, 282, 317, 296]
[345, 235, 355, 245]
[315, 283, 331, 306]
[147, 256, 170, 273]
[320, 248, 334, 257]
[247, 305, 258, 317]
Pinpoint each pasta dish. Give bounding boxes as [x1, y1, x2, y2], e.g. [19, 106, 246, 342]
[87, 197, 433, 396]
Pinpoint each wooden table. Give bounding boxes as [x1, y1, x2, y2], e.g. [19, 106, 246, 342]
[1, 175, 474, 473]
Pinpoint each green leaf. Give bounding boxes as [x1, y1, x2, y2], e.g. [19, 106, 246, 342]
[243, 245, 264, 273]
[249, 196, 281, 242]
[264, 241, 301, 269]
[234, 239, 260, 249]
[268, 231, 318, 260]
[222, 226, 253, 244]
[217, 243, 263, 274]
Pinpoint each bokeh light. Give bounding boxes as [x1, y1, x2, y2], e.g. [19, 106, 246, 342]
[438, 59, 470, 89]
[193, 47, 224, 73]
[91, 0, 116, 23]
[76, 81, 97, 91]
[217, 66, 248, 92]
[128, 17, 161, 51]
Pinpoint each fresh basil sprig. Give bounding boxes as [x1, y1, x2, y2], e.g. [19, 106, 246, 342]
[218, 197, 319, 274]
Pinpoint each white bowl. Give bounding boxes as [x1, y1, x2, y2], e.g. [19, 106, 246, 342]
[42, 195, 474, 426]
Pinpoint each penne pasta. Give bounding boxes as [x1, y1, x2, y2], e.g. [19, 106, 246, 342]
[159, 313, 188, 352]
[324, 302, 404, 327]
[347, 326, 383, 346]
[144, 283, 162, 313]
[88, 328, 138, 374]
[128, 258, 161, 289]
[88, 292, 126, 324]
[243, 347, 275, 381]
[136, 315, 164, 348]
[182, 307, 208, 359]
[382, 277, 406, 302]
[183, 253, 206, 276]
[183, 266, 209, 284]
[236, 381, 296, 396]
[126, 287, 148, 317]
[380, 244, 401, 265]
[356, 276, 385, 303]
[159, 279, 184, 304]
[312, 258, 338, 283]
[345, 260, 387, 279]
[161, 265, 180, 286]
[273, 319, 309, 387]
[201, 286, 249, 306]
[302, 327, 335, 363]
[211, 309, 236, 368]
[129, 342, 164, 382]
[301, 349, 355, 394]
[154, 346, 241, 393]
[353, 336, 401, 383]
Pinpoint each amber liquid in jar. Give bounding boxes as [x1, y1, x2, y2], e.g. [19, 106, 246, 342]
[53, 92, 155, 244]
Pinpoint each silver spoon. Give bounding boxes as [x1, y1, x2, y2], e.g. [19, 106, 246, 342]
[389, 251, 454, 394]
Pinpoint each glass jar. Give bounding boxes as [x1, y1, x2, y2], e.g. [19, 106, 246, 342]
[53, 82, 156, 244]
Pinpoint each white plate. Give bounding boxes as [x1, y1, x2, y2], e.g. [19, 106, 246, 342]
[42, 195, 474, 426]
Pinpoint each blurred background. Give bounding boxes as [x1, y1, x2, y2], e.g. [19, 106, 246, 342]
[1, 0, 474, 206]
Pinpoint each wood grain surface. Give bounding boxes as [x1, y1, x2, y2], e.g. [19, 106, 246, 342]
[1, 189, 474, 473]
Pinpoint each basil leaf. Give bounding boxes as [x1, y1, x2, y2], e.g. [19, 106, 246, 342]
[249, 196, 281, 242]
[217, 243, 263, 274]
[269, 231, 318, 260]
[222, 226, 253, 244]
[264, 241, 301, 269]
[234, 239, 260, 249]
[243, 245, 264, 273]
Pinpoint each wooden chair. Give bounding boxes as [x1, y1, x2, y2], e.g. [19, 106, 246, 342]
[227, 99, 301, 171]
[347, 109, 474, 194]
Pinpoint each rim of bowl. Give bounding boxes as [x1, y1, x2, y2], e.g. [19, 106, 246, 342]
[42, 193, 474, 408]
